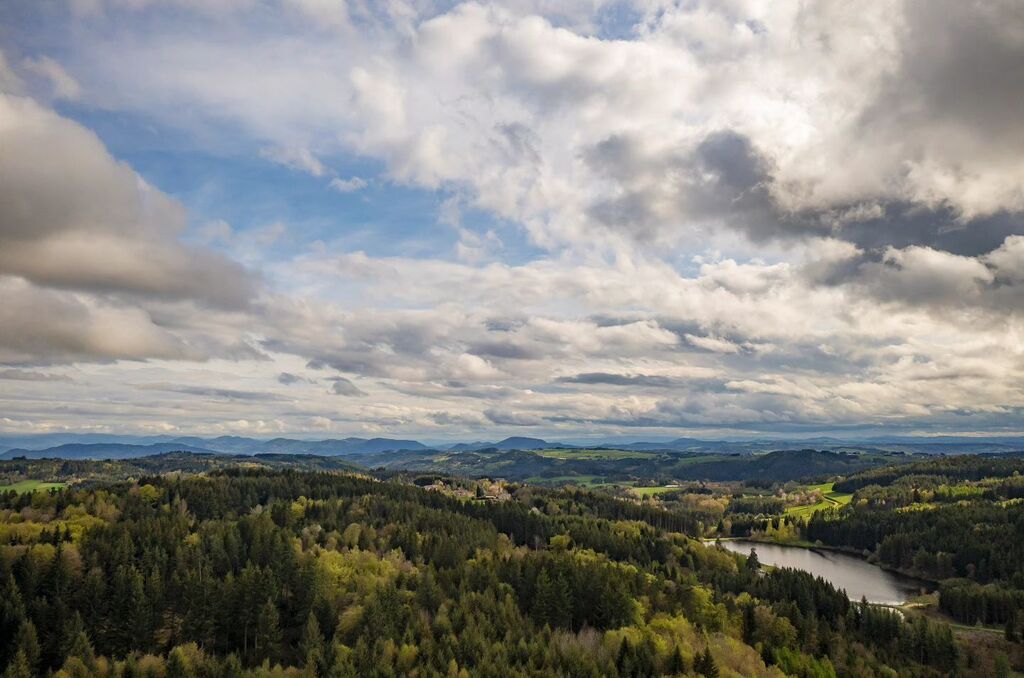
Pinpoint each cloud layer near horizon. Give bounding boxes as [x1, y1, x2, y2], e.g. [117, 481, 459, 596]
[0, 0, 1022, 438]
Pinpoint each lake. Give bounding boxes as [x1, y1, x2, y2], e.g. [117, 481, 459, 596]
[715, 539, 932, 605]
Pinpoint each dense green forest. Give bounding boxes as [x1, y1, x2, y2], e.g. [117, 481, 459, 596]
[357, 448, 910, 488]
[0, 466, 967, 677]
[0, 453, 361, 487]
[804, 455, 1024, 630]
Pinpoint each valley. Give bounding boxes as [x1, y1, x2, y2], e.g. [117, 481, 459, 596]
[4, 445, 1024, 675]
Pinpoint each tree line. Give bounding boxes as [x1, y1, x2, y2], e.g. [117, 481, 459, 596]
[0, 468, 968, 676]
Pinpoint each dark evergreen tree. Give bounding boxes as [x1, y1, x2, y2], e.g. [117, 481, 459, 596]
[532, 568, 571, 628]
[694, 647, 719, 678]
[2, 651, 31, 678]
[746, 548, 760, 572]
[255, 599, 282, 664]
[667, 644, 687, 674]
[166, 647, 191, 678]
[300, 611, 326, 672]
[66, 629, 96, 673]
[12, 622, 39, 675]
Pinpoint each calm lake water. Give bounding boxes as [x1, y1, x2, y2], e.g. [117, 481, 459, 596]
[715, 539, 932, 605]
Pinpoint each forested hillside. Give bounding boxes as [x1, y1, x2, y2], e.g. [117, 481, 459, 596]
[806, 455, 1024, 630]
[0, 469, 962, 677]
[360, 447, 908, 488]
[0, 453, 362, 487]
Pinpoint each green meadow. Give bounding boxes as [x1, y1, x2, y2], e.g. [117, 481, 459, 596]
[785, 481, 852, 519]
[532, 448, 656, 460]
[0, 479, 67, 494]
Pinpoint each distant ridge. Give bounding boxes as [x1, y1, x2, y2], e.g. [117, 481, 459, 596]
[0, 437, 428, 460]
[485, 436, 557, 450]
[2, 433, 1022, 460]
[0, 442, 220, 461]
[252, 437, 428, 455]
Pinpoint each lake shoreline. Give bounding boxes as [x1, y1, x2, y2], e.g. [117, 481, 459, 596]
[709, 537, 936, 605]
[704, 536, 940, 587]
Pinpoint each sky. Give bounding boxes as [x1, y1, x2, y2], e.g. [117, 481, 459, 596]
[0, 0, 1023, 441]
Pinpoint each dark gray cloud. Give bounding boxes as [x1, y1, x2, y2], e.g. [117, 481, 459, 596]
[557, 372, 678, 387]
[586, 126, 1024, 256]
[328, 376, 367, 397]
[553, 372, 717, 391]
[0, 278, 193, 365]
[693, 130, 772, 201]
[584, 129, 784, 242]
[484, 409, 544, 426]
[866, 0, 1024, 161]
[136, 383, 283, 401]
[0, 92, 260, 367]
[803, 237, 1024, 314]
[483, 318, 524, 332]
[0, 369, 71, 382]
[555, 371, 737, 393]
[0, 94, 257, 310]
[383, 380, 521, 401]
[305, 355, 386, 377]
[467, 340, 543, 360]
[828, 205, 1024, 258]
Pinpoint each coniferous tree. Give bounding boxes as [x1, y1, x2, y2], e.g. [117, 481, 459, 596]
[329, 645, 359, 678]
[667, 644, 687, 674]
[0, 575, 25, 640]
[2, 651, 30, 678]
[300, 611, 326, 672]
[67, 629, 96, 673]
[616, 638, 634, 676]
[695, 648, 719, 678]
[12, 621, 39, 675]
[222, 654, 245, 678]
[416, 567, 443, 614]
[746, 548, 760, 572]
[256, 598, 282, 664]
[166, 647, 191, 678]
[694, 648, 707, 676]
[742, 603, 757, 643]
[121, 653, 139, 678]
[532, 569, 571, 628]
[707, 648, 720, 678]
[59, 612, 87, 666]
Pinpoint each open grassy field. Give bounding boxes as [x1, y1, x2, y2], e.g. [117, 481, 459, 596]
[523, 474, 608, 486]
[630, 485, 681, 497]
[671, 454, 731, 468]
[785, 481, 853, 518]
[0, 479, 67, 494]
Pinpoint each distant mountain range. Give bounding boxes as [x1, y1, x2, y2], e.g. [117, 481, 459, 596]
[0, 436, 428, 460]
[1, 433, 1022, 461]
[446, 436, 555, 452]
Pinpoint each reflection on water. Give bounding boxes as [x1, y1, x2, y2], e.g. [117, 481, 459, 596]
[716, 539, 931, 605]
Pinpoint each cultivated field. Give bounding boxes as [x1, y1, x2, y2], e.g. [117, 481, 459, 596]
[785, 481, 852, 518]
[0, 479, 67, 494]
